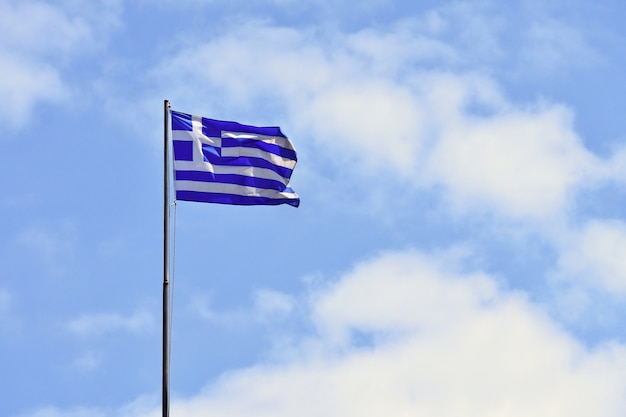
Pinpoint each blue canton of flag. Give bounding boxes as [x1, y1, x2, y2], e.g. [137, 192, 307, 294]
[170, 110, 300, 207]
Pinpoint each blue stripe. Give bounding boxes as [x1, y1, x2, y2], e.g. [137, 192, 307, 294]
[222, 137, 297, 161]
[175, 171, 289, 191]
[201, 147, 294, 179]
[201, 143, 221, 158]
[176, 190, 300, 207]
[173, 140, 193, 161]
[202, 118, 286, 138]
[171, 111, 192, 131]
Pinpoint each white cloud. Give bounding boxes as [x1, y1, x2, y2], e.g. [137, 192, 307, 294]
[0, 0, 120, 129]
[19, 250, 626, 416]
[426, 102, 600, 219]
[0, 54, 67, 124]
[65, 310, 155, 337]
[556, 219, 626, 295]
[151, 17, 621, 222]
[312, 250, 497, 344]
[0, 0, 88, 127]
[306, 81, 424, 173]
[158, 252, 626, 415]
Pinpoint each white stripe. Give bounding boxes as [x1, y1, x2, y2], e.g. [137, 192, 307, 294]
[222, 131, 296, 151]
[173, 161, 291, 184]
[220, 146, 297, 170]
[175, 180, 298, 200]
[172, 126, 221, 147]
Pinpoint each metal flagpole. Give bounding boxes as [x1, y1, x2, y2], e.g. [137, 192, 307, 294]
[163, 99, 171, 417]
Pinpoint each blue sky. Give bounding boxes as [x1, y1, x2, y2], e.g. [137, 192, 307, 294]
[2, 0, 626, 415]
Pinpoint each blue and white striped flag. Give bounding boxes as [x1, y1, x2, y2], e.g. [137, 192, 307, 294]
[170, 110, 300, 207]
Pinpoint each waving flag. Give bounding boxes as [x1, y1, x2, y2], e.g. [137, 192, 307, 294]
[170, 110, 299, 207]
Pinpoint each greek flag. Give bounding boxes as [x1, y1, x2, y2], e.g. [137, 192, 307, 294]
[170, 110, 300, 207]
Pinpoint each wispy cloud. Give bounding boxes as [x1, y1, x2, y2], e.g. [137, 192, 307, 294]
[17, 223, 77, 275]
[189, 294, 247, 326]
[13, 406, 107, 417]
[0, 1, 87, 127]
[65, 310, 155, 338]
[71, 350, 103, 372]
[190, 289, 295, 327]
[520, 16, 603, 74]
[0, 288, 11, 314]
[254, 289, 295, 317]
[0, 288, 20, 333]
[0, 0, 122, 129]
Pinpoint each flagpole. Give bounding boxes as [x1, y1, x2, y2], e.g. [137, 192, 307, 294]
[163, 99, 171, 417]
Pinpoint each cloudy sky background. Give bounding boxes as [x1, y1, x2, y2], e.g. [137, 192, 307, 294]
[2, 0, 626, 415]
